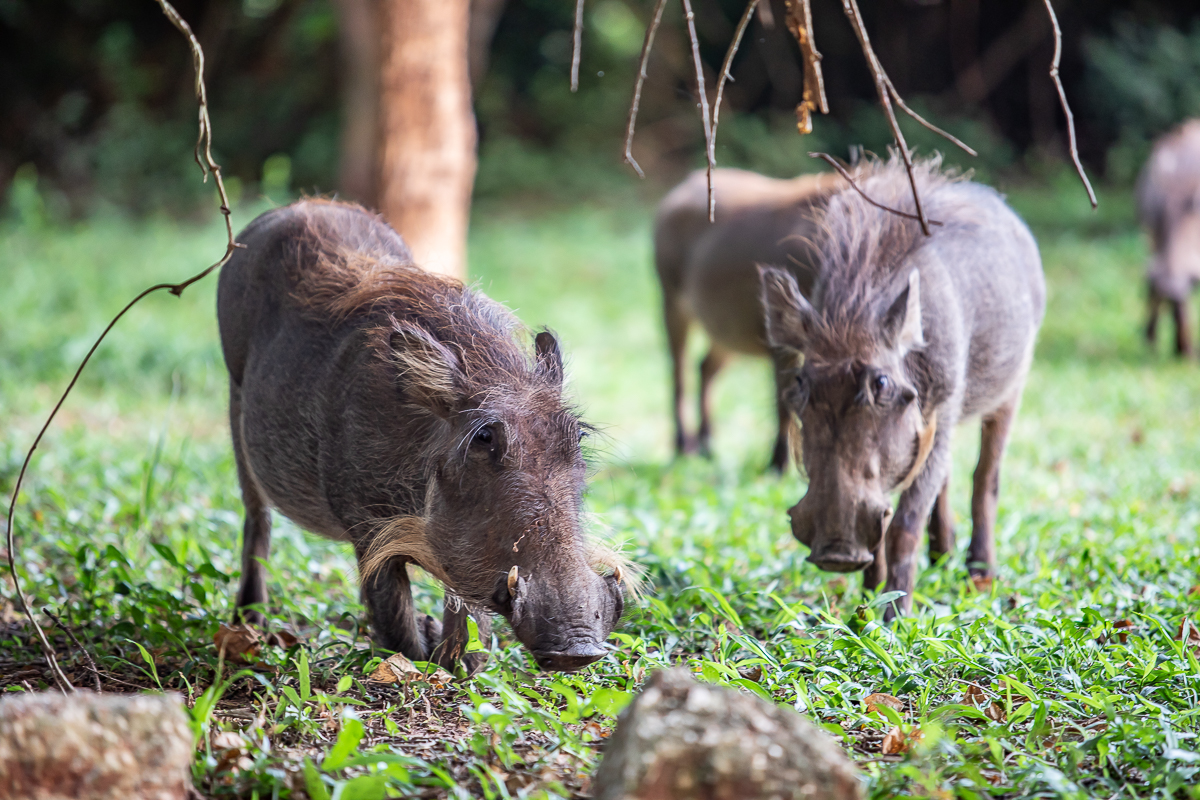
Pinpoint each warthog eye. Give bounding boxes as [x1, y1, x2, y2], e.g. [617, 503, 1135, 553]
[473, 426, 495, 446]
[874, 374, 890, 394]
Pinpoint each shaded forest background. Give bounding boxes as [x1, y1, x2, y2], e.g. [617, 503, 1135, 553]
[2, 0, 1200, 221]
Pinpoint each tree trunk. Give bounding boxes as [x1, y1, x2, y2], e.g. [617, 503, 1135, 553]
[378, 0, 476, 280]
[332, 0, 380, 207]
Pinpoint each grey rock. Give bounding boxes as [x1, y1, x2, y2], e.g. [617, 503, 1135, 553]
[0, 691, 193, 800]
[593, 669, 861, 800]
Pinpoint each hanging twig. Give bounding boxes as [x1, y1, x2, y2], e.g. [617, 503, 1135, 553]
[784, 0, 828, 134]
[623, 0, 669, 178]
[44, 608, 102, 693]
[4, 0, 242, 696]
[885, 83, 977, 157]
[680, 0, 715, 221]
[1041, 0, 1097, 208]
[708, 0, 760, 220]
[810, 152, 943, 227]
[570, 0, 586, 93]
[839, 0, 930, 235]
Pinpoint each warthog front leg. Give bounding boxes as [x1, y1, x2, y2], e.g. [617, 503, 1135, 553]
[968, 392, 1021, 580]
[881, 426, 954, 621]
[358, 558, 437, 661]
[431, 597, 492, 676]
[768, 351, 796, 474]
[231, 387, 272, 627]
[927, 478, 954, 564]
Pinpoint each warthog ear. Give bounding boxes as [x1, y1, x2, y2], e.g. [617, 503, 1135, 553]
[759, 265, 816, 353]
[389, 322, 461, 418]
[882, 269, 925, 352]
[534, 329, 563, 385]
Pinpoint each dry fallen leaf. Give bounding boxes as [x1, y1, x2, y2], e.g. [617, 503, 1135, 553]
[1177, 617, 1200, 652]
[736, 665, 764, 683]
[211, 731, 252, 775]
[1113, 619, 1134, 644]
[961, 682, 1006, 722]
[881, 725, 922, 754]
[265, 629, 301, 649]
[368, 652, 453, 684]
[862, 692, 904, 715]
[970, 574, 994, 594]
[212, 731, 247, 751]
[214, 623, 262, 663]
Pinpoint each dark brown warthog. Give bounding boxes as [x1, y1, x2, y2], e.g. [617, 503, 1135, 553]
[1137, 119, 1200, 357]
[217, 200, 632, 672]
[760, 159, 1044, 617]
[655, 168, 843, 470]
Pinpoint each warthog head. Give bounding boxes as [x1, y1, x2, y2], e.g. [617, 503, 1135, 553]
[362, 317, 630, 672]
[760, 266, 935, 573]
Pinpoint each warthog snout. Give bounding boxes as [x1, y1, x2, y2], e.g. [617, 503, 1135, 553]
[497, 567, 624, 673]
[789, 493, 891, 574]
[533, 642, 611, 672]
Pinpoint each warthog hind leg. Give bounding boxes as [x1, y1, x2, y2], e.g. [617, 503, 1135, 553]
[1173, 298, 1193, 357]
[1146, 284, 1162, 346]
[231, 387, 272, 627]
[927, 478, 954, 564]
[697, 345, 731, 458]
[968, 392, 1021, 579]
[665, 298, 698, 457]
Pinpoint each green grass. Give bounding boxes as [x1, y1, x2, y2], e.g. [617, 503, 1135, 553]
[3, 179, 1200, 799]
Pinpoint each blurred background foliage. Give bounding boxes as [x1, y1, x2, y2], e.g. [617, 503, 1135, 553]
[1, 0, 1199, 219]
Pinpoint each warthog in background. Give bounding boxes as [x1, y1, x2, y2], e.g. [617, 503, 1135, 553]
[761, 159, 1044, 617]
[655, 168, 843, 471]
[1138, 119, 1200, 357]
[218, 200, 631, 672]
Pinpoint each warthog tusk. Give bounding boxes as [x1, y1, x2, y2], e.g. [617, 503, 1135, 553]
[613, 564, 624, 584]
[881, 507, 895, 536]
[507, 565, 519, 593]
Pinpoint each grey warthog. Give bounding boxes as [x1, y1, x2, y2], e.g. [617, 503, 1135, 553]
[655, 168, 843, 471]
[1137, 119, 1200, 357]
[760, 158, 1044, 617]
[217, 200, 633, 672]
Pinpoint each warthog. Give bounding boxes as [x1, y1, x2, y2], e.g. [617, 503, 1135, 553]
[760, 158, 1044, 617]
[655, 168, 843, 470]
[217, 200, 631, 672]
[1138, 119, 1200, 357]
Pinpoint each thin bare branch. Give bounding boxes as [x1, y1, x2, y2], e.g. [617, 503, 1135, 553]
[1042, 0, 1097, 208]
[709, 0, 760, 219]
[679, 0, 716, 221]
[839, 0, 930, 235]
[152, 0, 241, 292]
[4, 0, 243, 696]
[885, 81, 978, 157]
[570, 0, 585, 93]
[623, 0, 669, 178]
[810, 152, 943, 227]
[44, 608, 102, 693]
[785, 0, 828, 134]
